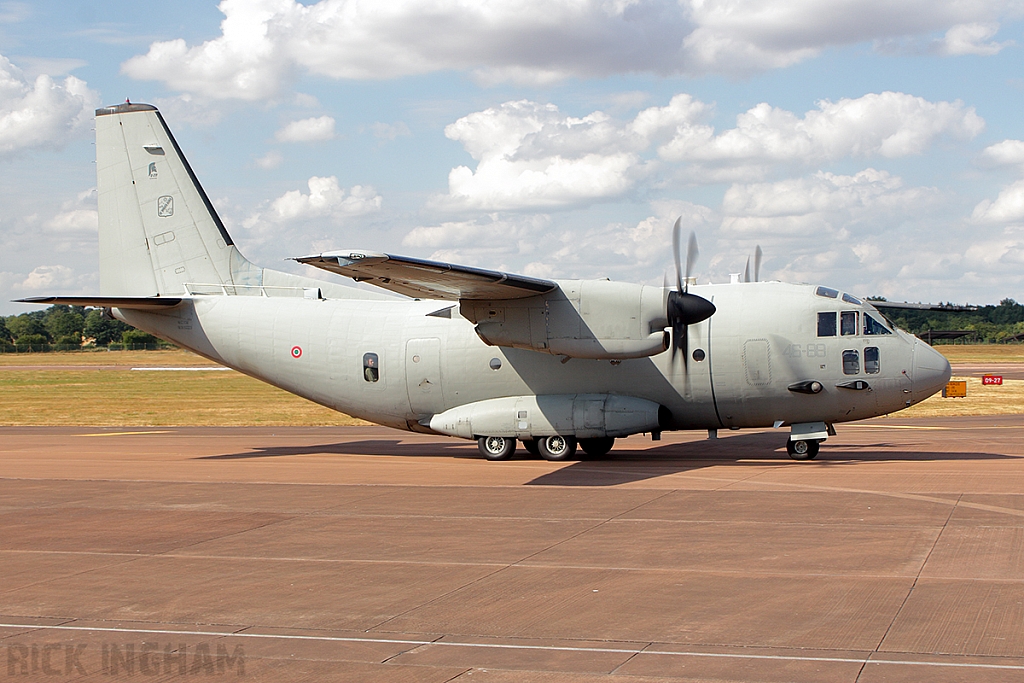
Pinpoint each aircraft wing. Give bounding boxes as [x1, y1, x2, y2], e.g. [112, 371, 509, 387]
[15, 296, 184, 309]
[870, 301, 978, 312]
[295, 251, 557, 301]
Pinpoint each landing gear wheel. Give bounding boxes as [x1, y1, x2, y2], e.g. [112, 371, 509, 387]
[579, 437, 614, 458]
[538, 435, 578, 462]
[521, 439, 540, 457]
[478, 436, 516, 461]
[787, 439, 820, 461]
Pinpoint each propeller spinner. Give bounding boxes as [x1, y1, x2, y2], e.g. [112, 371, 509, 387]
[667, 218, 716, 368]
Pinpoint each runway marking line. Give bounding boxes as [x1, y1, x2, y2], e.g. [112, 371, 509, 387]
[76, 431, 174, 437]
[1, 623, 1022, 671]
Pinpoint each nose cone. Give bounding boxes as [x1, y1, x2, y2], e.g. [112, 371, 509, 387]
[912, 341, 952, 403]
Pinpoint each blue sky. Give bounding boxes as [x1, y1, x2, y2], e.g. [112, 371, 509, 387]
[2, 0, 1024, 314]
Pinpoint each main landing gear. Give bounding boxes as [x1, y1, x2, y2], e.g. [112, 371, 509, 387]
[480, 435, 617, 461]
[786, 439, 820, 460]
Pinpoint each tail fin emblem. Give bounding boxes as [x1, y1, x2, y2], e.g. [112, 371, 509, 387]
[157, 195, 173, 217]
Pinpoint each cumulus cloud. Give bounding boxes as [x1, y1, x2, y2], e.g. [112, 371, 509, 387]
[720, 169, 939, 237]
[122, 0, 1023, 98]
[259, 176, 382, 223]
[972, 179, 1024, 224]
[656, 92, 983, 169]
[0, 54, 98, 157]
[14, 264, 75, 291]
[979, 139, 1024, 167]
[937, 22, 1011, 56]
[254, 150, 283, 169]
[429, 93, 981, 211]
[275, 115, 335, 142]
[43, 188, 98, 233]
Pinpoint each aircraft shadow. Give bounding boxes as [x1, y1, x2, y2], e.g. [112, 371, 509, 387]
[199, 439, 479, 460]
[199, 431, 1012, 489]
[526, 430, 1014, 486]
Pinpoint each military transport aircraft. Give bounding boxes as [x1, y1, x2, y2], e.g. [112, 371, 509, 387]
[19, 102, 952, 461]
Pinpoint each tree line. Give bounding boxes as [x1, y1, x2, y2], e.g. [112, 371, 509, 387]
[0, 305, 162, 350]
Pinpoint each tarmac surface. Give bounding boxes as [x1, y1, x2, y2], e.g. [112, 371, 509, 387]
[2, 417, 1024, 681]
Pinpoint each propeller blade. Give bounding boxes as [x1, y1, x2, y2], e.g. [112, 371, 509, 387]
[672, 218, 683, 293]
[685, 230, 699, 290]
[743, 256, 750, 283]
[754, 245, 762, 282]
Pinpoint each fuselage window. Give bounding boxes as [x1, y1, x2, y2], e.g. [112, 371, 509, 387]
[841, 310, 858, 335]
[843, 349, 860, 375]
[863, 313, 892, 335]
[817, 312, 837, 336]
[816, 286, 839, 299]
[842, 293, 862, 305]
[864, 346, 879, 374]
[363, 353, 379, 382]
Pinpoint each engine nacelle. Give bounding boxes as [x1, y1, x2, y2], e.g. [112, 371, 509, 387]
[428, 393, 668, 440]
[464, 279, 668, 360]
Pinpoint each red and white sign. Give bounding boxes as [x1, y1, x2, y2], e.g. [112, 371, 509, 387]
[291, 346, 302, 358]
[982, 375, 1003, 385]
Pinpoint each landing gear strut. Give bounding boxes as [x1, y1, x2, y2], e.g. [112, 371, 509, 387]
[787, 439, 820, 461]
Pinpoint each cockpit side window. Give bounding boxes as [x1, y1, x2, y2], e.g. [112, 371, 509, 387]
[843, 349, 860, 375]
[842, 293, 862, 305]
[817, 312, 837, 337]
[863, 313, 892, 335]
[363, 352, 379, 382]
[841, 310, 858, 335]
[816, 286, 839, 299]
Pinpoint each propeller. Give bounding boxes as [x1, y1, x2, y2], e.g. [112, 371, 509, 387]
[667, 218, 716, 369]
[742, 245, 764, 282]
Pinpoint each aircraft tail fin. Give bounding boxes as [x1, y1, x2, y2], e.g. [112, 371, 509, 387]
[95, 102, 261, 296]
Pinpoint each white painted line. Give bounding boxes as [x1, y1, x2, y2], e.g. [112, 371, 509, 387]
[1, 623, 1022, 671]
[130, 367, 231, 371]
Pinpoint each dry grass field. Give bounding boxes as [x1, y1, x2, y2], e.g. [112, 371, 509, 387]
[0, 348, 365, 426]
[0, 344, 1021, 426]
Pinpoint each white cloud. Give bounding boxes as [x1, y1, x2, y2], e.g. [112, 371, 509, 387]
[657, 92, 984, 170]
[122, 0, 1024, 98]
[265, 176, 381, 222]
[430, 100, 645, 212]
[720, 169, 939, 237]
[254, 150, 283, 169]
[0, 54, 99, 157]
[43, 188, 98, 233]
[972, 179, 1024, 224]
[15, 264, 75, 291]
[979, 139, 1024, 167]
[275, 115, 335, 142]
[429, 93, 981, 211]
[937, 22, 1011, 56]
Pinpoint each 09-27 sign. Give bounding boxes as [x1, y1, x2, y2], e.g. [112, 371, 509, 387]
[982, 375, 1003, 386]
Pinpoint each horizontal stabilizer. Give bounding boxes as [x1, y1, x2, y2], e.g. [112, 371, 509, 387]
[295, 251, 557, 301]
[15, 296, 183, 309]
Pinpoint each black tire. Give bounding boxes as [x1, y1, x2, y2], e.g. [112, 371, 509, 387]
[537, 435, 578, 461]
[521, 439, 540, 457]
[478, 436, 516, 461]
[580, 437, 614, 458]
[786, 439, 819, 461]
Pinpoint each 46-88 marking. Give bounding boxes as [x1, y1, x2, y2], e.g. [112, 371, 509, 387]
[782, 343, 827, 358]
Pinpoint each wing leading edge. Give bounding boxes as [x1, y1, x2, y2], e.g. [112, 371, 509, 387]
[295, 251, 557, 301]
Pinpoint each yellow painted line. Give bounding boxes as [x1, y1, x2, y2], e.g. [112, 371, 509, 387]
[77, 430, 174, 437]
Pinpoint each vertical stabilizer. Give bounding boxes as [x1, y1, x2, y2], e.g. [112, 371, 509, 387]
[96, 102, 243, 296]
